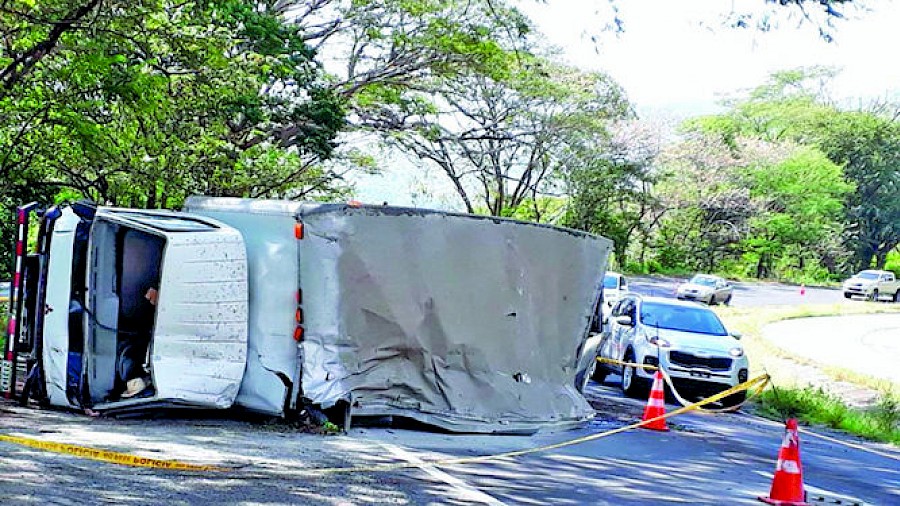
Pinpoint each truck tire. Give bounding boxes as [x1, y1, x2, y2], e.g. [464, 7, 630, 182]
[870, 289, 879, 302]
[894, 291, 900, 303]
[844, 292, 851, 299]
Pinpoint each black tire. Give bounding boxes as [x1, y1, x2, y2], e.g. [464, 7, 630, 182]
[708, 294, 716, 305]
[719, 390, 747, 411]
[894, 291, 900, 303]
[591, 359, 608, 383]
[621, 350, 650, 399]
[724, 294, 732, 306]
[844, 292, 852, 299]
[870, 289, 879, 302]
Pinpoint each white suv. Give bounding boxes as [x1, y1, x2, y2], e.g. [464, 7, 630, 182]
[602, 271, 628, 310]
[593, 295, 749, 408]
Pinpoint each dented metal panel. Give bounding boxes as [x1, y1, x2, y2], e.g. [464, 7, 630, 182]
[299, 205, 610, 433]
[180, 199, 303, 415]
[187, 197, 611, 433]
[86, 209, 249, 411]
[150, 230, 249, 408]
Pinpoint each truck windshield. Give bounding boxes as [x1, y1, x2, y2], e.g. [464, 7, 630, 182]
[857, 272, 880, 280]
[603, 274, 619, 289]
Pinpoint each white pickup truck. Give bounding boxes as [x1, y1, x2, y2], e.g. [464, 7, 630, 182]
[842, 270, 900, 302]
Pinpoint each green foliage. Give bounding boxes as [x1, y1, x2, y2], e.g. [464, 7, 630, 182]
[0, 0, 354, 275]
[755, 387, 900, 445]
[650, 68, 897, 282]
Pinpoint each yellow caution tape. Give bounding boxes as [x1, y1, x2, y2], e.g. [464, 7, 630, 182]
[0, 434, 226, 472]
[597, 357, 767, 413]
[296, 373, 771, 475]
[0, 373, 770, 475]
[597, 357, 659, 370]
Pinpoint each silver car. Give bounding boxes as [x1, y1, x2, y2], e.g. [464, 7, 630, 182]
[593, 295, 749, 408]
[676, 274, 733, 305]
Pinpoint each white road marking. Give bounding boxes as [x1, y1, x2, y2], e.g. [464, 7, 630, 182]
[377, 442, 507, 505]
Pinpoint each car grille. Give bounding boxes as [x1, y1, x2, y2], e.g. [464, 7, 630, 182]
[669, 351, 732, 371]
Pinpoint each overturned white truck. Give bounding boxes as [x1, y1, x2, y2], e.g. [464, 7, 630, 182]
[3, 198, 611, 433]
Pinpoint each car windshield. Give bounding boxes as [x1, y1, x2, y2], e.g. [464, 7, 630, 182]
[690, 276, 718, 287]
[639, 302, 728, 336]
[856, 272, 880, 280]
[603, 274, 618, 289]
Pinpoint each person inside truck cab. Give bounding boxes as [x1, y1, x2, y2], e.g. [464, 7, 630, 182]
[115, 284, 158, 399]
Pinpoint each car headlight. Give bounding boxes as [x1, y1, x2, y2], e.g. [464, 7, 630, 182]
[647, 335, 671, 348]
[729, 347, 744, 357]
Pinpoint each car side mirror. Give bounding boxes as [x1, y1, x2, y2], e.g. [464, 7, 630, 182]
[615, 315, 634, 326]
[730, 331, 742, 340]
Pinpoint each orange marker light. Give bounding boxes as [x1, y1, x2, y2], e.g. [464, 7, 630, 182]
[295, 308, 303, 323]
[294, 222, 304, 240]
[347, 200, 362, 208]
[293, 326, 304, 342]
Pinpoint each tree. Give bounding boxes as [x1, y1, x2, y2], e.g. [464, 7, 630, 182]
[563, 119, 660, 267]
[689, 69, 899, 272]
[1, 1, 347, 209]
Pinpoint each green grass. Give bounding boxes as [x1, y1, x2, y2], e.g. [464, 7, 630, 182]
[755, 386, 900, 445]
[712, 302, 900, 444]
[714, 302, 900, 395]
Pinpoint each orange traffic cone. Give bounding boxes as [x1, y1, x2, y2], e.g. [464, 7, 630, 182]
[759, 418, 809, 505]
[641, 370, 668, 431]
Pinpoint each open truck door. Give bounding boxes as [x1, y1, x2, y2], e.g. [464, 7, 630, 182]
[15, 204, 249, 414]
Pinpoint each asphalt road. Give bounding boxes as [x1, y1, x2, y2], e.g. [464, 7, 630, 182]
[2, 387, 898, 505]
[2, 276, 898, 505]
[628, 275, 841, 307]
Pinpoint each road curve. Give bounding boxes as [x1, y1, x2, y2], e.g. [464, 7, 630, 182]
[763, 313, 900, 385]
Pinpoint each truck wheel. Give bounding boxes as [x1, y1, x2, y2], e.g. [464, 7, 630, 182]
[870, 289, 879, 302]
[622, 350, 649, 399]
[844, 292, 851, 299]
[724, 294, 732, 306]
[894, 291, 900, 303]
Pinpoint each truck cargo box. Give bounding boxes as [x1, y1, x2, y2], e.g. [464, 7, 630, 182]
[186, 198, 611, 433]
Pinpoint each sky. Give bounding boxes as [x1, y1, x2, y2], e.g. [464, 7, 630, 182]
[352, 0, 900, 207]
[517, 0, 900, 117]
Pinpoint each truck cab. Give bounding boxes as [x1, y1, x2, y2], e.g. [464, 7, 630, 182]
[7, 203, 249, 413]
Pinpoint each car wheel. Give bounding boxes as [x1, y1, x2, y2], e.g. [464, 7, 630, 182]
[719, 390, 747, 412]
[591, 359, 608, 383]
[724, 294, 732, 306]
[870, 289, 879, 302]
[894, 291, 900, 303]
[844, 292, 852, 299]
[708, 294, 716, 305]
[621, 350, 649, 399]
